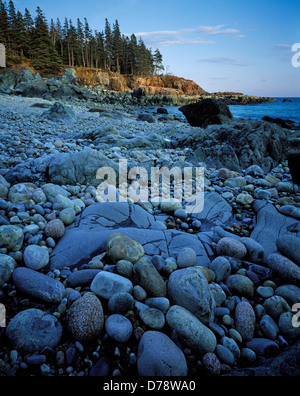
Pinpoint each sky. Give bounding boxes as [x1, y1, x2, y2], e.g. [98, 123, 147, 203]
[15, 0, 300, 97]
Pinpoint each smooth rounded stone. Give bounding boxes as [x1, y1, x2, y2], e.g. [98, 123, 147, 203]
[279, 205, 300, 221]
[137, 331, 188, 376]
[138, 307, 165, 330]
[254, 188, 272, 200]
[8, 183, 32, 203]
[240, 348, 257, 364]
[245, 338, 279, 358]
[216, 238, 247, 260]
[209, 257, 231, 282]
[133, 285, 147, 301]
[202, 353, 221, 375]
[0, 225, 24, 251]
[277, 181, 294, 193]
[256, 286, 274, 299]
[44, 219, 65, 239]
[215, 344, 235, 365]
[260, 315, 279, 340]
[91, 271, 133, 300]
[32, 188, 47, 204]
[174, 208, 188, 219]
[67, 290, 81, 308]
[134, 257, 167, 297]
[229, 329, 243, 344]
[221, 336, 240, 360]
[116, 260, 134, 278]
[209, 283, 226, 306]
[263, 296, 290, 321]
[0, 259, 12, 287]
[23, 245, 49, 270]
[107, 292, 135, 313]
[145, 297, 170, 314]
[13, 267, 65, 303]
[224, 177, 247, 188]
[24, 224, 40, 235]
[66, 269, 101, 288]
[240, 237, 265, 263]
[105, 314, 133, 343]
[0, 253, 16, 272]
[6, 309, 63, 353]
[151, 255, 165, 271]
[106, 233, 144, 264]
[278, 312, 300, 340]
[53, 194, 74, 211]
[67, 294, 104, 342]
[225, 275, 255, 299]
[218, 168, 235, 180]
[236, 193, 253, 205]
[160, 200, 182, 213]
[59, 208, 76, 226]
[166, 305, 217, 355]
[276, 235, 300, 266]
[41, 184, 69, 203]
[168, 267, 216, 325]
[275, 285, 300, 306]
[235, 301, 256, 341]
[177, 247, 197, 268]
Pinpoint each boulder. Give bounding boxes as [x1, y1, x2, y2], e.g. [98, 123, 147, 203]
[179, 98, 233, 128]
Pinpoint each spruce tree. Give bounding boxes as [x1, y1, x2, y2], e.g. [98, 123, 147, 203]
[112, 20, 122, 73]
[0, 1, 9, 46]
[31, 7, 63, 72]
[23, 8, 34, 58]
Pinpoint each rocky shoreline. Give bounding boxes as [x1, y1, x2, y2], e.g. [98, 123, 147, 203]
[0, 67, 276, 108]
[0, 88, 299, 377]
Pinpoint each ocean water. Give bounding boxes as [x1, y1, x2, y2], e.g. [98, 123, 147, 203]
[165, 97, 300, 125]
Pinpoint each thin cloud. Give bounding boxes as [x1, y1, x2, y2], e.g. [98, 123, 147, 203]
[274, 43, 292, 50]
[199, 57, 250, 66]
[132, 25, 241, 47]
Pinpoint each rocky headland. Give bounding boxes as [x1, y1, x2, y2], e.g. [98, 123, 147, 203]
[0, 67, 299, 377]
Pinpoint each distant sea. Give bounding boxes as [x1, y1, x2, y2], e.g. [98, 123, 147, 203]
[165, 97, 300, 125]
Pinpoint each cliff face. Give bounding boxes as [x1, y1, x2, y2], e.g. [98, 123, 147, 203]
[74, 67, 206, 96]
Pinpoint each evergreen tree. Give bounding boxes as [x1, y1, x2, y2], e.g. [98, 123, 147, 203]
[112, 19, 122, 73]
[0, 1, 9, 46]
[31, 6, 63, 72]
[104, 18, 113, 70]
[7, 0, 17, 55]
[15, 11, 26, 56]
[23, 8, 34, 58]
[55, 18, 64, 59]
[153, 48, 164, 75]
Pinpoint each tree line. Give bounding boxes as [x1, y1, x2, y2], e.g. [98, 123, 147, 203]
[0, 0, 164, 75]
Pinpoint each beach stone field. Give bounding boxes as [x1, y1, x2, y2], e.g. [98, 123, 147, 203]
[0, 89, 300, 377]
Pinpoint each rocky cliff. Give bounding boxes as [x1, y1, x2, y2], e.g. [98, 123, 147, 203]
[74, 67, 207, 96]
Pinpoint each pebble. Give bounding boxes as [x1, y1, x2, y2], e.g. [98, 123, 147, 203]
[67, 294, 104, 342]
[12, 267, 66, 303]
[202, 353, 221, 375]
[91, 271, 133, 299]
[166, 305, 217, 355]
[210, 256, 231, 282]
[216, 237, 247, 260]
[44, 219, 65, 239]
[106, 233, 144, 264]
[260, 315, 279, 340]
[235, 301, 256, 341]
[0, 259, 12, 287]
[226, 274, 255, 299]
[105, 314, 133, 343]
[137, 331, 188, 376]
[0, 225, 24, 251]
[6, 308, 63, 353]
[177, 247, 197, 268]
[23, 245, 49, 270]
[246, 338, 280, 358]
[107, 292, 135, 313]
[276, 234, 300, 266]
[168, 267, 216, 325]
[263, 296, 290, 321]
[215, 344, 235, 365]
[134, 256, 167, 297]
